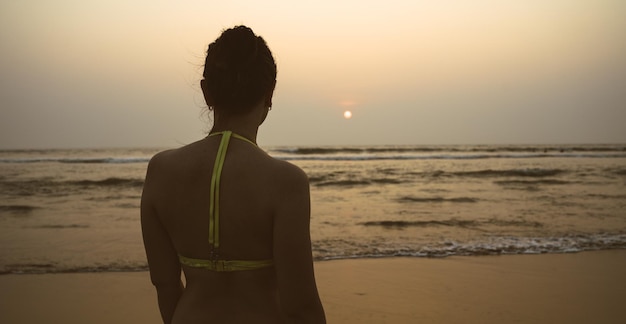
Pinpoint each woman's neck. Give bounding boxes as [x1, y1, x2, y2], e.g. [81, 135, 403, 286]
[210, 114, 260, 143]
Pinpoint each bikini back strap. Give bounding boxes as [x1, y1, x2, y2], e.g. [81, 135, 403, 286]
[207, 131, 257, 250]
[179, 254, 274, 271]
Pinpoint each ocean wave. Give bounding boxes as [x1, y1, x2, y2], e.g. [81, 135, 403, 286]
[454, 168, 565, 177]
[272, 152, 626, 161]
[586, 193, 626, 200]
[495, 179, 571, 186]
[360, 218, 541, 228]
[0, 263, 148, 275]
[371, 178, 404, 184]
[485, 219, 543, 228]
[396, 196, 478, 203]
[313, 233, 626, 260]
[610, 168, 626, 176]
[2, 145, 625, 164]
[315, 180, 370, 187]
[313, 178, 402, 187]
[86, 194, 142, 202]
[360, 219, 479, 228]
[268, 143, 626, 161]
[0, 157, 150, 164]
[308, 168, 566, 187]
[272, 145, 626, 156]
[3, 177, 144, 188]
[3, 233, 624, 274]
[61, 157, 149, 164]
[70, 178, 144, 187]
[0, 178, 144, 197]
[0, 205, 40, 214]
[28, 224, 90, 229]
[412, 168, 569, 181]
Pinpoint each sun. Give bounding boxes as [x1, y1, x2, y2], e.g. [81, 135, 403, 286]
[343, 110, 353, 119]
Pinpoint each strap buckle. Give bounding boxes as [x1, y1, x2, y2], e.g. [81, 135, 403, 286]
[209, 248, 220, 261]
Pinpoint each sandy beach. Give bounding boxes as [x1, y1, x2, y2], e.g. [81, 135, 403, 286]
[1, 250, 625, 324]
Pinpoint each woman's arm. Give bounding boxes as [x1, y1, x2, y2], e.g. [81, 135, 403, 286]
[273, 164, 326, 323]
[141, 155, 183, 324]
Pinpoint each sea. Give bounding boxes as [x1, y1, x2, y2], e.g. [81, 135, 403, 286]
[1, 144, 625, 274]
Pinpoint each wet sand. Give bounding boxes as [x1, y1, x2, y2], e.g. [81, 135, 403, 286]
[1, 250, 625, 324]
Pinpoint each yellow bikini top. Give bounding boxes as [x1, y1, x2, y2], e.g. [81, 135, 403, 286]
[178, 131, 273, 271]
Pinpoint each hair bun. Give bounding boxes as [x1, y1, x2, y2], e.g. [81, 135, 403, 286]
[213, 26, 259, 71]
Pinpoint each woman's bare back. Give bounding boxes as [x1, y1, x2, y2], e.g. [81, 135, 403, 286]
[142, 135, 323, 323]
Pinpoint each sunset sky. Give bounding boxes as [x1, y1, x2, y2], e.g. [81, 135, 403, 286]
[1, 0, 625, 148]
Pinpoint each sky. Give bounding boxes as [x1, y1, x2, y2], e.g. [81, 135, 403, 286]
[1, 0, 625, 148]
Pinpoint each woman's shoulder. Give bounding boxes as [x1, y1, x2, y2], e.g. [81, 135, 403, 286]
[272, 158, 307, 177]
[146, 139, 206, 175]
[146, 147, 182, 172]
[265, 158, 309, 190]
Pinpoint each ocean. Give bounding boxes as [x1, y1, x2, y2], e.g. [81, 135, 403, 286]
[1, 144, 625, 274]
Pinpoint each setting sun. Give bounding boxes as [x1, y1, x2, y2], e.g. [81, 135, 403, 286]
[343, 110, 353, 119]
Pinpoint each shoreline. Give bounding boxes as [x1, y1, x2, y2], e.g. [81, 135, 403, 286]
[1, 250, 625, 323]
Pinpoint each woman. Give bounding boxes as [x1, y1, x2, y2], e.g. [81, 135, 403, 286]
[141, 26, 326, 324]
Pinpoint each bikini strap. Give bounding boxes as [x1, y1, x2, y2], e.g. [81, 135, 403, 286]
[207, 131, 257, 250]
[208, 131, 257, 147]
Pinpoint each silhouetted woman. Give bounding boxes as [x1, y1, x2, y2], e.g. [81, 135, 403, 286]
[141, 25, 326, 324]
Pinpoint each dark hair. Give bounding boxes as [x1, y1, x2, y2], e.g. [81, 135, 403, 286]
[203, 25, 277, 114]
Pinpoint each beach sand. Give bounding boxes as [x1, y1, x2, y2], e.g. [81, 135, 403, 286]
[1, 250, 625, 324]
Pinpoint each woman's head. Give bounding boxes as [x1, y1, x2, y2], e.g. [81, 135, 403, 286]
[202, 26, 277, 115]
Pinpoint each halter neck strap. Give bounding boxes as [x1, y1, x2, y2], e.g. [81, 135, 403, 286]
[208, 131, 257, 147]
